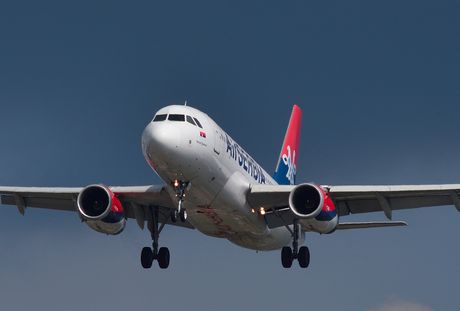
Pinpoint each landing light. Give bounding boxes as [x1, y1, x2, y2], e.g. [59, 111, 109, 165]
[174, 180, 179, 188]
[259, 207, 266, 216]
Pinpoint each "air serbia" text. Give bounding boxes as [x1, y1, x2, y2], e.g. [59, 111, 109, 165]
[226, 134, 266, 184]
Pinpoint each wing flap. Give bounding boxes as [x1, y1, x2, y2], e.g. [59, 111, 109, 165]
[336, 221, 408, 230]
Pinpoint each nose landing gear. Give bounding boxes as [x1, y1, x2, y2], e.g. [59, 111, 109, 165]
[281, 219, 310, 269]
[170, 180, 189, 223]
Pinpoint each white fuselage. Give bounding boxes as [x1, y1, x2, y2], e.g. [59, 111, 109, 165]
[142, 105, 300, 251]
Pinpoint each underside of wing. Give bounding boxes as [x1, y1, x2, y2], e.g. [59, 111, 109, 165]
[247, 183, 460, 229]
[0, 186, 80, 214]
[330, 184, 460, 219]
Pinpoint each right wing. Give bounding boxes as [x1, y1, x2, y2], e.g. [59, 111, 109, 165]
[0, 185, 194, 230]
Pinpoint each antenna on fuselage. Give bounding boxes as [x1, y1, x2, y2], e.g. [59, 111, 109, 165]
[184, 100, 187, 106]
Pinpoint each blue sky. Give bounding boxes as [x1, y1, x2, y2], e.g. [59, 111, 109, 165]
[0, 1, 459, 310]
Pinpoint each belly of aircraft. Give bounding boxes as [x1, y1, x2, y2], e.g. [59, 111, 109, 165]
[184, 184, 291, 251]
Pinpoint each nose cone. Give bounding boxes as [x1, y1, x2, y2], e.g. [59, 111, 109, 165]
[142, 122, 181, 168]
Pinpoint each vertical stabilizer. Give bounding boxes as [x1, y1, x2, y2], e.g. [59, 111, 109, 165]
[273, 105, 302, 185]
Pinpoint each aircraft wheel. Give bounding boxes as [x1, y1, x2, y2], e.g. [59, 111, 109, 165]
[180, 209, 187, 222]
[141, 247, 153, 269]
[171, 210, 178, 223]
[298, 246, 310, 268]
[281, 246, 293, 268]
[158, 247, 170, 269]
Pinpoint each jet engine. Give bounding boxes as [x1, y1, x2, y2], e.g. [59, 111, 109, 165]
[289, 183, 338, 234]
[77, 184, 126, 235]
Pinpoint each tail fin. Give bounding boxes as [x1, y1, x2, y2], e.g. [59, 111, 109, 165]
[273, 105, 302, 185]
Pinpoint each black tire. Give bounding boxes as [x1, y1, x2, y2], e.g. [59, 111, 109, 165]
[180, 209, 187, 222]
[171, 210, 178, 223]
[141, 247, 153, 269]
[281, 246, 293, 268]
[158, 247, 170, 269]
[298, 246, 310, 268]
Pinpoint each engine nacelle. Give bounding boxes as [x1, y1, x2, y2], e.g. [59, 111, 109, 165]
[288, 183, 326, 219]
[77, 184, 126, 235]
[289, 183, 338, 234]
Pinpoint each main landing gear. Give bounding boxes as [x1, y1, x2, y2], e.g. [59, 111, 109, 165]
[170, 180, 189, 223]
[281, 219, 310, 269]
[141, 206, 170, 269]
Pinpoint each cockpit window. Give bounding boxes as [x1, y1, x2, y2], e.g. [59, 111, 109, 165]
[193, 117, 203, 128]
[153, 114, 167, 122]
[168, 114, 185, 121]
[186, 115, 196, 125]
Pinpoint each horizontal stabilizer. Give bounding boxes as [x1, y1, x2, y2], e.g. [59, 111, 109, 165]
[336, 221, 408, 230]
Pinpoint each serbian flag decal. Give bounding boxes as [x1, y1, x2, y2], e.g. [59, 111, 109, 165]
[200, 131, 207, 138]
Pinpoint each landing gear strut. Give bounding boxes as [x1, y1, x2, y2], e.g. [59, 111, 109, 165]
[281, 219, 310, 269]
[171, 180, 189, 223]
[141, 206, 170, 269]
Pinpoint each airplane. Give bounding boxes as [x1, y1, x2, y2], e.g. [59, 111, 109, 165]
[1, 104, 459, 269]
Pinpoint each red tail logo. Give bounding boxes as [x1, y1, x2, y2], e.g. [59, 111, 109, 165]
[273, 105, 302, 185]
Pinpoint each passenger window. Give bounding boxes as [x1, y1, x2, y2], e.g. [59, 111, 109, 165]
[193, 117, 203, 128]
[186, 115, 196, 125]
[153, 114, 167, 122]
[168, 114, 185, 121]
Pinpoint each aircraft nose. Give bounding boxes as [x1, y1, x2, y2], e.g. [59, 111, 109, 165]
[142, 122, 181, 165]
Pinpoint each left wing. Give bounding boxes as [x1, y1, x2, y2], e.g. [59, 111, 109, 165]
[0, 185, 194, 229]
[328, 184, 460, 218]
[247, 184, 460, 228]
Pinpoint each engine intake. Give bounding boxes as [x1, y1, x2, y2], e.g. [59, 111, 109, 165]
[78, 185, 112, 219]
[77, 184, 126, 235]
[289, 183, 325, 219]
